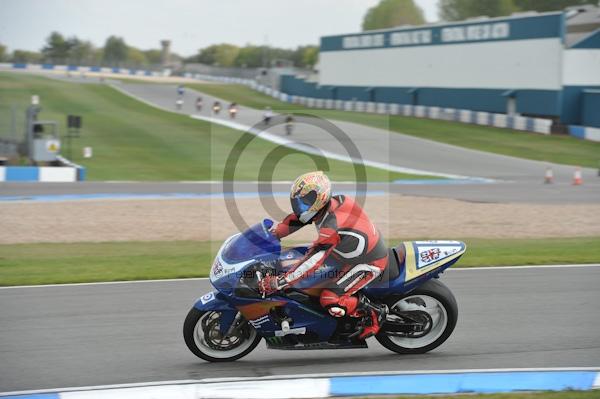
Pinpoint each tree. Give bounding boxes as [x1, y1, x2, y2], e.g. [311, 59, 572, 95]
[0, 43, 6, 62]
[213, 44, 239, 67]
[513, 0, 598, 12]
[66, 38, 94, 65]
[89, 47, 103, 65]
[189, 43, 318, 69]
[11, 50, 42, 63]
[302, 46, 319, 68]
[127, 47, 148, 67]
[143, 49, 163, 65]
[103, 36, 128, 67]
[291, 45, 319, 68]
[234, 45, 263, 67]
[439, 0, 518, 21]
[41, 31, 70, 64]
[193, 44, 240, 67]
[362, 0, 426, 31]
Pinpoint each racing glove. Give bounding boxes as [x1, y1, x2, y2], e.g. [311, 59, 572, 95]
[258, 275, 285, 296]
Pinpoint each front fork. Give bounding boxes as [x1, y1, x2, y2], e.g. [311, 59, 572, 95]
[222, 311, 244, 336]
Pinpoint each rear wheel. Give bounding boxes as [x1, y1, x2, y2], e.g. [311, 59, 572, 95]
[376, 280, 458, 354]
[183, 308, 261, 362]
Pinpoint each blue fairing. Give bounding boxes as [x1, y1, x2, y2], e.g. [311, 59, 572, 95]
[193, 291, 236, 312]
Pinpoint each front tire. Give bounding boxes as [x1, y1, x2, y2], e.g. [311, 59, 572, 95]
[376, 280, 458, 354]
[183, 308, 261, 362]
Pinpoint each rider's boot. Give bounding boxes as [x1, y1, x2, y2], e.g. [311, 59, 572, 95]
[358, 309, 380, 340]
[351, 295, 388, 340]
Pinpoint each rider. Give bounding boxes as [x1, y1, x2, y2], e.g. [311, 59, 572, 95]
[259, 171, 388, 339]
[263, 106, 273, 125]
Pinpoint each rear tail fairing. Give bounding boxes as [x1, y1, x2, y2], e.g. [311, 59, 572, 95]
[365, 241, 466, 297]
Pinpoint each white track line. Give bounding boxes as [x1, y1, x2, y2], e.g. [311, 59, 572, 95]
[2, 367, 599, 397]
[1, 264, 598, 290]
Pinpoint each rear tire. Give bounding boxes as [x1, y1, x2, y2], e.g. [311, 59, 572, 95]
[376, 280, 458, 354]
[183, 308, 261, 362]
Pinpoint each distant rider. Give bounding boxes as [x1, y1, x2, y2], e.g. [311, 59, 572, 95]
[285, 114, 294, 135]
[176, 85, 185, 110]
[229, 102, 238, 119]
[196, 96, 203, 112]
[263, 106, 273, 125]
[259, 171, 389, 339]
[213, 101, 221, 115]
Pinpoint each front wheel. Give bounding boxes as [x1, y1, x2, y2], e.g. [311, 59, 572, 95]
[376, 280, 458, 354]
[183, 308, 261, 362]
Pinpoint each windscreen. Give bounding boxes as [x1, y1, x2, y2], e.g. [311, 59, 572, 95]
[221, 220, 280, 264]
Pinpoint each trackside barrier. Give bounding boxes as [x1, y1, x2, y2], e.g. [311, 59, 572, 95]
[0, 157, 85, 182]
[2, 62, 162, 78]
[568, 125, 600, 142]
[1, 370, 599, 399]
[192, 73, 557, 136]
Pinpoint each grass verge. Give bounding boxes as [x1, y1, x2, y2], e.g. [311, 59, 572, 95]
[0, 72, 421, 182]
[1, 237, 598, 286]
[189, 83, 600, 168]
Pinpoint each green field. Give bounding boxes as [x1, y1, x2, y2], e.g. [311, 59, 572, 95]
[189, 83, 600, 168]
[1, 237, 598, 286]
[0, 72, 423, 181]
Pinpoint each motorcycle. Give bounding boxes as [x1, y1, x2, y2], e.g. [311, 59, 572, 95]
[183, 219, 465, 362]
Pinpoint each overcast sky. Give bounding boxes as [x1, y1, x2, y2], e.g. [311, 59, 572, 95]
[0, 0, 439, 56]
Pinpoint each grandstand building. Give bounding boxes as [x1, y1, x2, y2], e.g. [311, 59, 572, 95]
[280, 7, 600, 128]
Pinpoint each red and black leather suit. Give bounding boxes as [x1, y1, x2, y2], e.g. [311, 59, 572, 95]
[274, 195, 388, 320]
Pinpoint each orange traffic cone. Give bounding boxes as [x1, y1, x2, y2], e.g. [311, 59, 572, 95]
[544, 167, 554, 184]
[572, 167, 583, 185]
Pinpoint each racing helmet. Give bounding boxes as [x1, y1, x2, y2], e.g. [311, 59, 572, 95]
[290, 171, 331, 223]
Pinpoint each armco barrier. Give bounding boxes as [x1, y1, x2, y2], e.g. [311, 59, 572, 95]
[1, 369, 599, 399]
[569, 125, 600, 142]
[2, 62, 162, 78]
[0, 158, 85, 182]
[0, 166, 84, 182]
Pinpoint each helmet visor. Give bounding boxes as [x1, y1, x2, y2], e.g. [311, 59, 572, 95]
[291, 191, 317, 217]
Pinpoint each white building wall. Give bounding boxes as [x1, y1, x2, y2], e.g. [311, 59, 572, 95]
[319, 38, 563, 90]
[563, 49, 600, 86]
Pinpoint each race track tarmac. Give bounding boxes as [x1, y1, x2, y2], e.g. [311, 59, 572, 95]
[1, 266, 599, 392]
